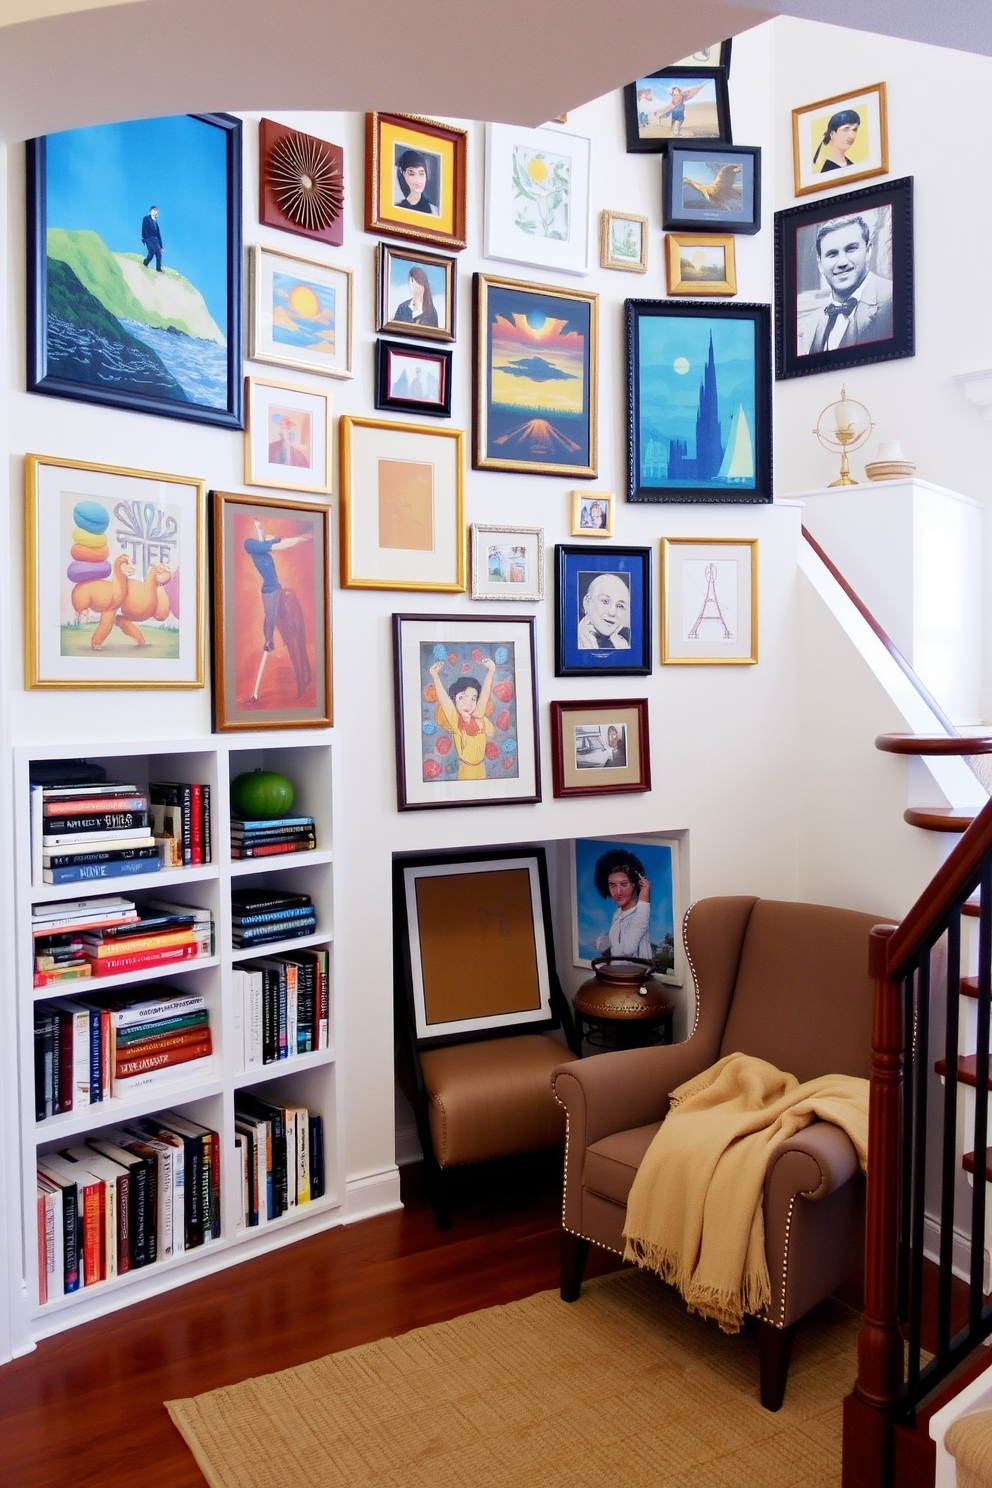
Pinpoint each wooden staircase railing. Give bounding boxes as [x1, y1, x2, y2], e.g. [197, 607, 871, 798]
[843, 792, 992, 1487]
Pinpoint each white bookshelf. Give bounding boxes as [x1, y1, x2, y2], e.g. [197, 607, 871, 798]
[15, 731, 338, 1339]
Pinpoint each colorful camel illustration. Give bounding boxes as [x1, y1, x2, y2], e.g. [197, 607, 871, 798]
[115, 564, 173, 645]
[70, 554, 134, 650]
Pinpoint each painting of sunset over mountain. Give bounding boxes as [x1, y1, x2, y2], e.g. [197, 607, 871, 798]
[482, 283, 593, 471]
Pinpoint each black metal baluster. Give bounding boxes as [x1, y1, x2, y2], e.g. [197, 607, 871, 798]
[938, 910, 962, 1359]
[907, 945, 932, 1395]
[898, 968, 917, 1321]
[969, 864, 992, 1330]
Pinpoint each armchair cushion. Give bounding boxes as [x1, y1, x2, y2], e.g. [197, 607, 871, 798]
[584, 1122, 662, 1206]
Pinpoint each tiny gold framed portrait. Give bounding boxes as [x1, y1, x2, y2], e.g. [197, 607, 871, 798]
[570, 491, 614, 538]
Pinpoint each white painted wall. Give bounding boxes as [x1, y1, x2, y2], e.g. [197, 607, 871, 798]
[3, 15, 992, 1358]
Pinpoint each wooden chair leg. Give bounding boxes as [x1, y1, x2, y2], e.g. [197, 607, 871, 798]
[426, 1159, 452, 1231]
[560, 1231, 590, 1302]
[758, 1319, 795, 1411]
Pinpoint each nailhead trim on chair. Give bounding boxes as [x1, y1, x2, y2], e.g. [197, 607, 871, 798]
[681, 900, 702, 1040]
[553, 1092, 625, 1256]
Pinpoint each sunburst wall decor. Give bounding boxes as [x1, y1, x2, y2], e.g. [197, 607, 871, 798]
[259, 119, 345, 247]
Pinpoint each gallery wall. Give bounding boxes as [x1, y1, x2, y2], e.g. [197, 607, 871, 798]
[0, 16, 987, 1354]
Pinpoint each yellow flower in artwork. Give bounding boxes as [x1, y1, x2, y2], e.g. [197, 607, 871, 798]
[527, 158, 549, 183]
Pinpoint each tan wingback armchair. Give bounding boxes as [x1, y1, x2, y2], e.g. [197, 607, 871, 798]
[553, 895, 886, 1410]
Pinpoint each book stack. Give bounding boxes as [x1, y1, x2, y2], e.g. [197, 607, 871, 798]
[33, 985, 212, 1118]
[36, 1108, 220, 1302]
[234, 1091, 324, 1230]
[150, 779, 212, 868]
[230, 813, 316, 860]
[234, 948, 329, 1066]
[32, 895, 139, 988]
[231, 889, 316, 950]
[80, 906, 211, 978]
[31, 780, 158, 885]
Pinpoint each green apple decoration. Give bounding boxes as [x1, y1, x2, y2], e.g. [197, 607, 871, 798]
[231, 769, 295, 821]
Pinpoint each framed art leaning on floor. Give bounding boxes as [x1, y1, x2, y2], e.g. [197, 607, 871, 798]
[211, 490, 332, 731]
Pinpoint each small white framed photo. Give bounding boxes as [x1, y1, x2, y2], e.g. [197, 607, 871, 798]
[248, 244, 354, 380]
[661, 537, 758, 664]
[244, 376, 332, 495]
[471, 524, 544, 602]
[570, 490, 614, 538]
[600, 211, 647, 272]
[485, 122, 591, 275]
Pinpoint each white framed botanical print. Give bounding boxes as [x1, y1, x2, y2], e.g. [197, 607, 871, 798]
[661, 537, 758, 664]
[484, 122, 591, 275]
[248, 244, 353, 380]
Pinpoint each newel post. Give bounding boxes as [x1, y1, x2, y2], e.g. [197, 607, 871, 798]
[843, 923, 904, 1488]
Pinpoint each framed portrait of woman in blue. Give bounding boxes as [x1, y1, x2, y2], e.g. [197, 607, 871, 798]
[555, 544, 651, 678]
[474, 274, 598, 478]
[570, 833, 684, 982]
[626, 299, 772, 503]
[27, 112, 243, 428]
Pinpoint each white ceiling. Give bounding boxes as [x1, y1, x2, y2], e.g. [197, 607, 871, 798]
[0, 0, 986, 142]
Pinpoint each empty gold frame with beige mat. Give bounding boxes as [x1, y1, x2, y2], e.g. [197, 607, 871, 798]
[393, 846, 579, 1229]
[166, 1269, 858, 1488]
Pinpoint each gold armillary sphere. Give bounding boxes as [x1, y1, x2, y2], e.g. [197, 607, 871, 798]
[266, 131, 344, 232]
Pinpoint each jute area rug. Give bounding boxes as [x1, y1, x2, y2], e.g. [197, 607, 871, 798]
[166, 1268, 857, 1488]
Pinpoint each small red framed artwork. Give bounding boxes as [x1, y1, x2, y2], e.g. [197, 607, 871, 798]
[550, 698, 651, 798]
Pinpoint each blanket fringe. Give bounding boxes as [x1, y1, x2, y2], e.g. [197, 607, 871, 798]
[623, 1236, 771, 1335]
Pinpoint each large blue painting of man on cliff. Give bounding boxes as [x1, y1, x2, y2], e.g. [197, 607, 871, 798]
[28, 112, 243, 428]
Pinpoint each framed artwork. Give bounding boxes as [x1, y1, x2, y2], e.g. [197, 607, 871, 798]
[662, 142, 760, 234]
[244, 376, 332, 494]
[248, 244, 353, 380]
[258, 118, 344, 246]
[484, 122, 591, 275]
[365, 112, 468, 251]
[551, 699, 651, 798]
[671, 40, 732, 72]
[474, 273, 598, 477]
[600, 211, 648, 272]
[626, 299, 773, 504]
[211, 490, 331, 730]
[375, 339, 452, 418]
[555, 544, 651, 678]
[376, 243, 456, 343]
[570, 490, 614, 537]
[570, 834, 683, 981]
[792, 83, 888, 198]
[661, 537, 758, 664]
[471, 524, 544, 602]
[24, 454, 204, 689]
[623, 68, 731, 154]
[774, 175, 914, 381]
[27, 113, 242, 429]
[398, 848, 558, 1043]
[392, 613, 540, 811]
[665, 233, 737, 296]
[340, 417, 465, 592]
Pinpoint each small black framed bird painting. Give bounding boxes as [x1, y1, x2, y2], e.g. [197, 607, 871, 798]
[662, 143, 761, 235]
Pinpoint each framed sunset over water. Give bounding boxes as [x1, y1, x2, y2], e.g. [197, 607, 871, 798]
[473, 274, 598, 477]
[248, 244, 353, 379]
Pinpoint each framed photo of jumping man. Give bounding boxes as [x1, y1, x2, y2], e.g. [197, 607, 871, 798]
[623, 67, 731, 154]
[211, 490, 331, 731]
[774, 175, 914, 381]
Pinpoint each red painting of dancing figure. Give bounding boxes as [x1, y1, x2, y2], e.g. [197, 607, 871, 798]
[212, 491, 331, 730]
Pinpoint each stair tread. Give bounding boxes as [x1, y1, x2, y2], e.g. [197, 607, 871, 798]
[935, 1054, 992, 1089]
[905, 807, 977, 833]
[963, 1151, 992, 1182]
[877, 733, 992, 756]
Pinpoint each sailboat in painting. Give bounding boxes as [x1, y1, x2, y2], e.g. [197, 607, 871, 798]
[717, 404, 754, 484]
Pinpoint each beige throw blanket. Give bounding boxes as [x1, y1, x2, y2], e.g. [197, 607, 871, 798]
[622, 1052, 869, 1334]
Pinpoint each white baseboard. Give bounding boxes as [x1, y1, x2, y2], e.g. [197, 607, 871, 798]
[924, 1212, 990, 1291]
[343, 1165, 402, 1223]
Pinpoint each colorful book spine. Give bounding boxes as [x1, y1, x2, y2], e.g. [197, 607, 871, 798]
[86, 942, 199, 976]
[43, 858, 161, 884]
[83, 929, 195, 958]
[115, 1035, 212, 1079]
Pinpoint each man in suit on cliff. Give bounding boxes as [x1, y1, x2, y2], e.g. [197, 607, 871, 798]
[796, 214, 893, 357]
[141, 206, 164, 272]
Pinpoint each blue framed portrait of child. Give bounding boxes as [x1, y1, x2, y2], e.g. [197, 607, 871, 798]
[555, 544, 651, 677]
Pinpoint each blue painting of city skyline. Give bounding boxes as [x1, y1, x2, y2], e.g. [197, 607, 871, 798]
[636, 315, 757, 493]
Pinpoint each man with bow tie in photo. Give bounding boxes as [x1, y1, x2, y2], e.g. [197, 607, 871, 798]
[796, 214, 893, 357]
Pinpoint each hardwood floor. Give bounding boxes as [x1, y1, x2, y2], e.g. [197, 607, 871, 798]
[0, 1156, 620, 1488]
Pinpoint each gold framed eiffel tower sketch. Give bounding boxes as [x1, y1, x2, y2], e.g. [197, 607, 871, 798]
[661, 537, 759, 665]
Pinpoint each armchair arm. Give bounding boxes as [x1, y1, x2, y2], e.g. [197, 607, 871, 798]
[762, 1121, 865, 1329]
[553, 1041, 709, 1148]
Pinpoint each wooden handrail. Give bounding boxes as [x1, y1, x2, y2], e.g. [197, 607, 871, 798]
[801, 526, 958, 735]
[883, 794, 992, 978]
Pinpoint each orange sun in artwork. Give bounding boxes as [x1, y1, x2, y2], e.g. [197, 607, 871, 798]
[288, 283, 321, 319]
